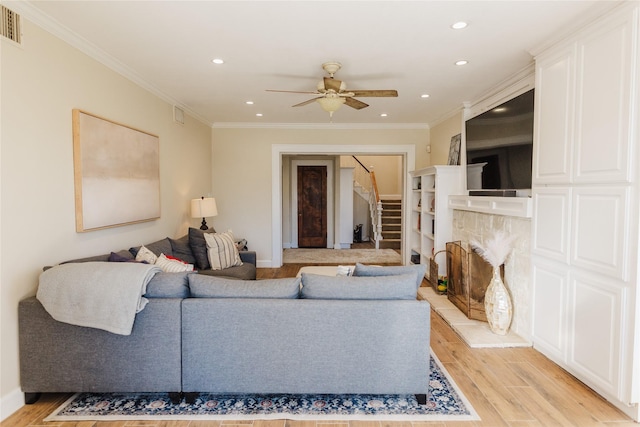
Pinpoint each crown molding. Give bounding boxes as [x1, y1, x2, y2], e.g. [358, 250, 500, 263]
[428, 105, 464, 128]
[212, 122, 429, 130]
[463, 63, 535, 119]
[6, 0, 212, 126]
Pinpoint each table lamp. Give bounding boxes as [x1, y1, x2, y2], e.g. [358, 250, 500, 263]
[191, 197, 218, 230]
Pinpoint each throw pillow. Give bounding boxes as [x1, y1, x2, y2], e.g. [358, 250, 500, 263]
[155, 253, 194, 273]
[188, 275, 300, 299]
[352, 263, 427, 290]
[300, 272, 418, 300]
[135, 245, 158, 264]
[129, 238, 172, 258]
[168, 235, 197, 265]
[204, 230, 243, 270]
[188, 227, 215, 270]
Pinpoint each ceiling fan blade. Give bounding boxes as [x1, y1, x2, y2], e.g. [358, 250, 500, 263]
[266, 89, 320, 94]
[292, 97, 322, 107]
[323, 77, 343, 92]
[350, 90, 398, 97]
[344, 97, 369, 110]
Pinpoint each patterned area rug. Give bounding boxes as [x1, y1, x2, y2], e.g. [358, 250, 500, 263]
[283, 248, 402, 264]
[45, 354, 478, 422]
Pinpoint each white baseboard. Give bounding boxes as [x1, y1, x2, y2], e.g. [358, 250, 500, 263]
[1, 387, 24, 421]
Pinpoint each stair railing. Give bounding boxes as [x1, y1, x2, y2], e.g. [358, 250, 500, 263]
[351, 156, 383, 249]
[351, 156, 370, 194]
[369, 170, 383, 249]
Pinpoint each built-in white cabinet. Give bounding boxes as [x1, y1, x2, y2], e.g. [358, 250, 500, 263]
[409, 166, 463, 283]
[531, 2, 639, 420]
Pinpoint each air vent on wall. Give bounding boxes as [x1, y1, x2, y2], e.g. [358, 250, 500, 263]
[1, 5, 21, 44]
[173, 106, 185, 125]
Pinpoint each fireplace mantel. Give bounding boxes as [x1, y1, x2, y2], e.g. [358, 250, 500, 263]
[448, 195, 532, 218]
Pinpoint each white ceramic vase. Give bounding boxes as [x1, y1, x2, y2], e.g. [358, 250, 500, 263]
[484, 266, 513, 335]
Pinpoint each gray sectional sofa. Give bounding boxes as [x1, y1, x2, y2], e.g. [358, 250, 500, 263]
[19, 255, 431, 404]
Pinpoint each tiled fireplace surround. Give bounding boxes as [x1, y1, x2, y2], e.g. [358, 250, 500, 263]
[451, 210, 532, 341]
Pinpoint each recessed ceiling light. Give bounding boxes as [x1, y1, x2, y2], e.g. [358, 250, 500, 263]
[246, 101, 254, 105]
[455, 60, 468, 66]
[421, 94, 430, 99]
[212, 58, 224, 64]
[451, 21, 468, 30]
[380, 113, 388, 117]
[256, 113, 263, 117]
[493, 107, 507, 113]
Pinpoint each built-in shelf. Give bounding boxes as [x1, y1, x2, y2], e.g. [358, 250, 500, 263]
[448, 195, 532, 218]
[409, 166, 464, 281]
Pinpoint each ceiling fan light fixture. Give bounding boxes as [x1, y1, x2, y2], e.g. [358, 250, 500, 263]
[317, 97, 346, 115]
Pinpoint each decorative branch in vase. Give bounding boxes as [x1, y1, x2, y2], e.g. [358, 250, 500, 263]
[470, 231, 516, 335]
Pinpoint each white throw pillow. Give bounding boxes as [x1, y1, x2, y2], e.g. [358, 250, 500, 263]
[155, 253, 194, 273]
[135, 245, 158, 264]
[204, 230, 243, 270]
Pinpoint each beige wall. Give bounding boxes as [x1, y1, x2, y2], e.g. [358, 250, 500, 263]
[211, 128, 429, 265]
[429, 111, 463, 166]
[0, 20, 212, 416]
[355, 155, 403, 196]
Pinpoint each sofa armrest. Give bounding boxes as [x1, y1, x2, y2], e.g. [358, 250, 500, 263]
[239, 251, 256, 266]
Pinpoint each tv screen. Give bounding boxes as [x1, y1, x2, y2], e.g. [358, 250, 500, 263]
[465, 89, 534, 192]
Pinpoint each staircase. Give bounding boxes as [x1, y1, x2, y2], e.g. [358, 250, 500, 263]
[347, 155, 403, 250]
[379, 199, 402, 249]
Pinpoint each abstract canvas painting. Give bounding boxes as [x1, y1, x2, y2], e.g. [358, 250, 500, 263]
[73, 110, 160, 232]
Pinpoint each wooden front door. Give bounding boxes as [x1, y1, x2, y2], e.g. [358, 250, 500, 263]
[297, 165, 327, 248]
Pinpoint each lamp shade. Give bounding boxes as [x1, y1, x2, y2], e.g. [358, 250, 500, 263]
[317, 97, 345, 113]
[191, 197, 218, 218]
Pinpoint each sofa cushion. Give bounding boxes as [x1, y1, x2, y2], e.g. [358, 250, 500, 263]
[168, 235, 197, 265]
[300, 273, 417, 300]
[188, 227, 215, 270]
[129, 238, 173, 258]
[352, 263, 427, 290]
[204, 231, 242, 270]
[197, 263, 257, 280]
[145, 271, 192, 298]
[189, 275, 300, 299]
[108, 251, 136, 262]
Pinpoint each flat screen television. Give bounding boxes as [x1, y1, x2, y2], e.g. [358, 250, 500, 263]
[465, 89, 534, 195]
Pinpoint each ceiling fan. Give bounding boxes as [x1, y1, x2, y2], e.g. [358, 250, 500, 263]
[266, 62, 398, 117]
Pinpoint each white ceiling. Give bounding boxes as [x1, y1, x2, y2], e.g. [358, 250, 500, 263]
[12, 1, 614, 126]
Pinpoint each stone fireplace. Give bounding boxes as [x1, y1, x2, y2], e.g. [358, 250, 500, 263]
[451, 208, 532, 340]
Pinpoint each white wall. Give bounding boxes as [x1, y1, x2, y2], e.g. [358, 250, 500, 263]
[211, 127, 429, 266]
[0, 19, 212, 419]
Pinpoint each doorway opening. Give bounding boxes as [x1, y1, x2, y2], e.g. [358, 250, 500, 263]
[271, 144, 416, 267]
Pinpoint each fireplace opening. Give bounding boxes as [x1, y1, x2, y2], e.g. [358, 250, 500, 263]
[445, 241, 505, 322]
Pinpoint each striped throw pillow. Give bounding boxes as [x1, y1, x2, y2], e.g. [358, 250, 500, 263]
[204, 230, 243, 270]
[155, 253, 194, 273]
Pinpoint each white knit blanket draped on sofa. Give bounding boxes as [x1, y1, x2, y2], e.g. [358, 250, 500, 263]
[37, 262, 161, 335]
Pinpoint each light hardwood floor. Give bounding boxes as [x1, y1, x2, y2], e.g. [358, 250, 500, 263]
[3, 264, 636, 427]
